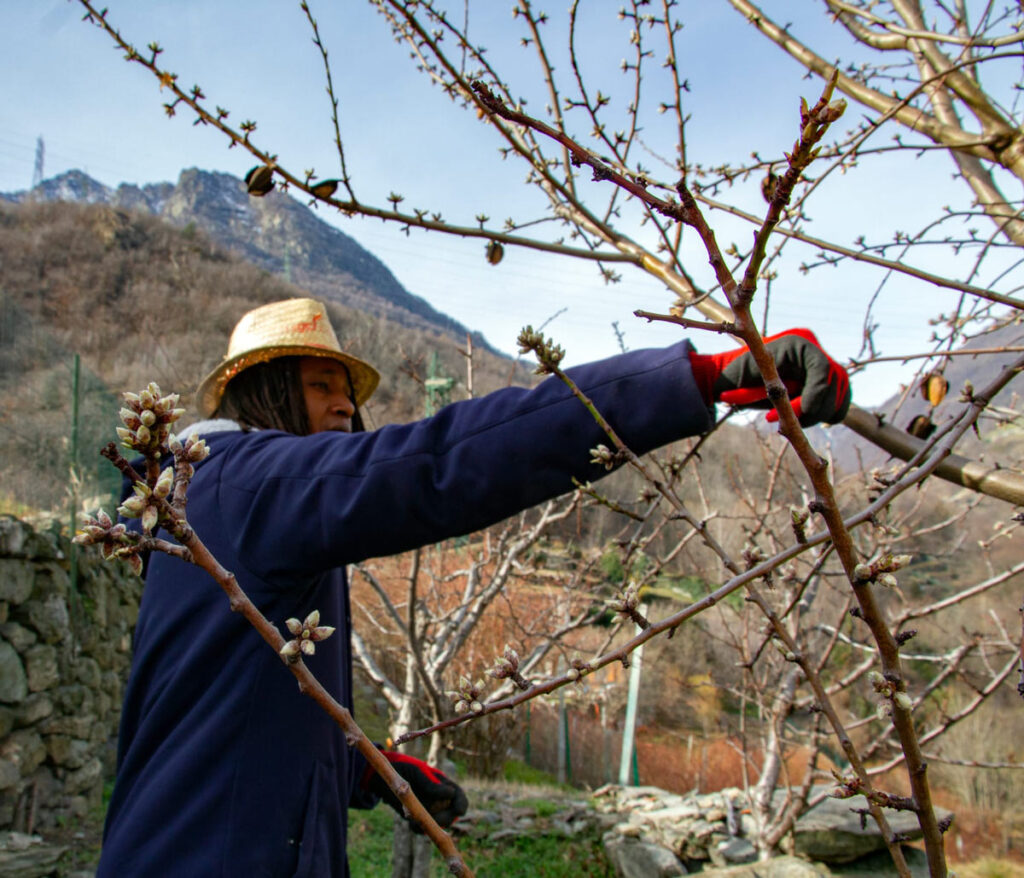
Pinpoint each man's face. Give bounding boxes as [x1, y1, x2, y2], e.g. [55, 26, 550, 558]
[299, 357, 356, 434]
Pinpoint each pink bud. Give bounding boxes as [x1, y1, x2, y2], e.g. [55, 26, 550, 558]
[285, 618, 303, 636]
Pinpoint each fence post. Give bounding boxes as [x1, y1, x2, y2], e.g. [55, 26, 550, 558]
[67, 353, 82, 627]
[618, 603, 647, 786]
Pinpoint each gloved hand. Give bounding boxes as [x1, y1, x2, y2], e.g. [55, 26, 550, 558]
[690, 328, 851, 427]
[363, 751, 468, 832]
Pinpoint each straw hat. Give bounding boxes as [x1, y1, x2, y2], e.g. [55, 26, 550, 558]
[196, 298, 380, 417]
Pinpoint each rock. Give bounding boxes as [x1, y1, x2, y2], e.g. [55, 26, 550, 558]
[712, 836, 757, 866]
[1, 730, 46, 775]
[64, 757, 102, 796]
[73, 657, 101, 689]
[0, 561, 34, 605]
[39, 714, 95, 739]
[698, 855, 831, 878]
[793, 792, 952, 863]
[0, 832, 67, 878]
[23, 595, 69, 645]
[0, 641, 27, 704]
[23, 646, 58, 693]
[12, 694, 52, 728]
[603, 832, 688, 877]
[0, 623, 36, 652]
[0, 760, 19, 790]
[33, 564, 69, 599]
[829, 846, 930, 878]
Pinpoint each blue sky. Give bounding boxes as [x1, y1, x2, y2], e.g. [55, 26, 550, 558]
[2, 2, 1018, 406]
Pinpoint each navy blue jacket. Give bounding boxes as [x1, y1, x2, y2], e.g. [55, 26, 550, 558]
[97, 342, 712, 877]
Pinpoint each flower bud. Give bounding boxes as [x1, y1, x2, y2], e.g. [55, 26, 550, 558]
[300, 639, 316, 656]
[141, 504, 158, 533]
[135, 424, 151, 445]
[304, 610, 320, 629]
[154, 467, 174, 499]
[139, 389, 155, 408]
[470, 701, 484, 713]
[312, 626, 335, 641]
[285, 618, 303, 636]
[140, 409, 157, 427]
[877, 573, 898, 588]
[853, 563, 872, 581]
[119, 496, 144, 517]
[168, 433, 183, 454]
[893, 692, 913, 711]
[187, 438, 210, 462]
[280, 640, 301, 657]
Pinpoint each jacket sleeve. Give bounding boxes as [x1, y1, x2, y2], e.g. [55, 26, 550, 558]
[215, 341, 713, 581]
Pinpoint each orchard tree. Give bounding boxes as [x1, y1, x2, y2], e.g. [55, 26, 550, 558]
[69, 3, 1024, 877]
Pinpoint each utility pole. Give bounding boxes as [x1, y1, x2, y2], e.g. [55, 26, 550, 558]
[32, 137, 45, 189]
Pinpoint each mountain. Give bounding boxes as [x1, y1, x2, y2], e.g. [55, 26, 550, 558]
[2, 168, 487, 347]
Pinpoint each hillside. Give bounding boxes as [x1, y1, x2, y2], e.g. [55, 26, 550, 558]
[0, 199, 525, 511]
[2, 168, 488, 345]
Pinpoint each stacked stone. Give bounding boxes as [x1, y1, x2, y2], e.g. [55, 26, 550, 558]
[0, 516, 141, 832]
[595, 784, 945, 877]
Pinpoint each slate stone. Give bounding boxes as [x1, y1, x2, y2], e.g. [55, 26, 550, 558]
[23, 646, 58, 693]
[0, 642, 27, 704]
[603, 832, 689, 877]
[23, 595, 69, 645]
[698, 855, 831, 878]
[0, 832, 67, 878]
[0, 562, 33, 606]
[0, 622, 36, 652]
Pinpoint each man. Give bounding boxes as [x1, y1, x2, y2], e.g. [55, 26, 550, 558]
[97, 297, 850, 876]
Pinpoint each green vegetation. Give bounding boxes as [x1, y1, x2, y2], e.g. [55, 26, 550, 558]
[347, 794, 613, 878]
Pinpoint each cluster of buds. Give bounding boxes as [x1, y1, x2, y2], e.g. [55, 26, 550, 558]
[487, 644, 530, 691]
[168, 431, 211, 472]
[279, 610, 336, 661]
[610, 581, 650, 629]
[517, 325, 565, 375]
[117, 480, 169, 534]
[450, 676, 486, 715]
[73, 510, 143, 575]
[853, 553, 913, 589]
[590, 444, 622, 471]
[116, 383, 186, 455]
[868, 670, 913, 718]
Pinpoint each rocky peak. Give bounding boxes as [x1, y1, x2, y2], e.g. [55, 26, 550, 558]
[2, 168, 489, 347]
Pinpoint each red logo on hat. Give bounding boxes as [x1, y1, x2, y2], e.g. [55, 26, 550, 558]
[294, 313, 322, 333]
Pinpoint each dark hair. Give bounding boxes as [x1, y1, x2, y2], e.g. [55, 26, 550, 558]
[213, 357, 365, 435]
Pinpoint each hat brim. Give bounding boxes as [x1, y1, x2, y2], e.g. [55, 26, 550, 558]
[196, 345, 381, 418]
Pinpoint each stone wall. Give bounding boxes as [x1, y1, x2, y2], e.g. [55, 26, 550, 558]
[0, 516, 140, 833]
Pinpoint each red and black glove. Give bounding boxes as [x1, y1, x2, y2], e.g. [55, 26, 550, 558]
[362, 751, 468, 832]
[689, 328, 851, 428]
